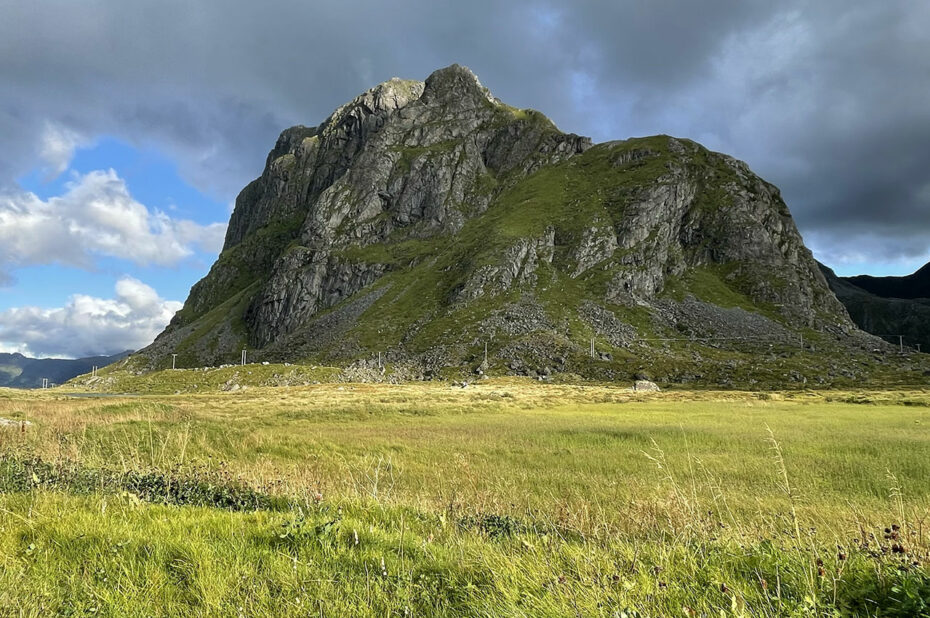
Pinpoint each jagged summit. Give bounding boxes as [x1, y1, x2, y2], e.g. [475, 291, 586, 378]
[141, 65, 886, 386]
[421, 64, 499, 106]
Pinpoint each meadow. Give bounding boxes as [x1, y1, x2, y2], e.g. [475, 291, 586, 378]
[0, 380, 928, 616]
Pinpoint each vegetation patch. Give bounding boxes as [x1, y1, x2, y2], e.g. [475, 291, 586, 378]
[0, 455, 290, 512]
[1, 385, 929, 614]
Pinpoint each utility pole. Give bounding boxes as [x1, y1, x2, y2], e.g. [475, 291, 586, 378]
[241, 349, 247, 366]
[171, 354, 178, 370]
[378, 352, 382, 369]
[42, 378, 48, 389]
[899, 335, 904, 353]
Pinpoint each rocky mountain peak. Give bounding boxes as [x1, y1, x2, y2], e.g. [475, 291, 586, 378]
[145, 66, 871, 385]
[320, 77, 425, 138]
[421, 64, 498, 107]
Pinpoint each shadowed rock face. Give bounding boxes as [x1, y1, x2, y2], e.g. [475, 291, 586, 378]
[844, 263, 930, 300]
[144, 64, 857, 374]
[820, 262, 930, 350]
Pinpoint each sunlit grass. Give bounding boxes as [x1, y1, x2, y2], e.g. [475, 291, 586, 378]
[1, 381, 929, 615]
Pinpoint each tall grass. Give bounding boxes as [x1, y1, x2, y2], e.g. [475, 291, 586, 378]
[0, 382, 928, 615]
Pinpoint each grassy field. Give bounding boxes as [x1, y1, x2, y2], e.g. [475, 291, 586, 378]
[1, 381, 929, 616]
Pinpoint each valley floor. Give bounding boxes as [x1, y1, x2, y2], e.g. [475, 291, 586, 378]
[0, 382, 928, 616]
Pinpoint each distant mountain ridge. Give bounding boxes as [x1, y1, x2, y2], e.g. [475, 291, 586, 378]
[0, 351, 131, 389]
[819, 262, 930, 350]
[845, 263, 930, 300]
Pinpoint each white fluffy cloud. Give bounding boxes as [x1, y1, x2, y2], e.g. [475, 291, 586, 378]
[0, 277, 182, 358]
[0, 169, 226, 279]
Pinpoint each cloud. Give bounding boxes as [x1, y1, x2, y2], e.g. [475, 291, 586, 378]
[0, 169, 226, 280]
[0, 1, 927, 270]
[0, 342, 29, 355]
[0, 277, 182, 358]
[39, 122, 88, 180]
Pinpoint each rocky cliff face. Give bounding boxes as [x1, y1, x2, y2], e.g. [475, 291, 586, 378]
[143, 64, 875, 384]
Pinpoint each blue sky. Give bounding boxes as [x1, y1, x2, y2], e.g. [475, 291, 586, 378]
[8, 138, 228, 310]
[0, 137, 230, 358]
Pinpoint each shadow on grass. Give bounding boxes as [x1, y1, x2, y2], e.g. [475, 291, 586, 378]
[0, 454, 292, 511]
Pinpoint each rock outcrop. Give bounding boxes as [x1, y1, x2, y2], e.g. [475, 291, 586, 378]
[141, 64, 885, 385]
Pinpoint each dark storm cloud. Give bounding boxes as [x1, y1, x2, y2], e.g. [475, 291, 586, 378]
[1, 0, 928, 270]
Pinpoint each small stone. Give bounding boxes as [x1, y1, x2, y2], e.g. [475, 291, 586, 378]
[633, 380, 660, 392]
[0, 418, 31, 428]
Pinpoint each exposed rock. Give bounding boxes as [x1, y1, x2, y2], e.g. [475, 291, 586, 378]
[135, 65, 879, 386]
[633, 380, 660, 392]
[821, 261, 930, 351]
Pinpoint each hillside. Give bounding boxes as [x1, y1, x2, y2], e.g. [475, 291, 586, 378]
[137, 65, 906, 386]
[845, 261, 930, 299]
[0, 351, 130, 388]
[820, 262, 930, 350]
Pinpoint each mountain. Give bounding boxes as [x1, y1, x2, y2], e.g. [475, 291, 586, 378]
[844, 263, 930, 300]
[820, 262, 930, 351]
[0, 351, 131, 388]
[140, 65, 895, 385]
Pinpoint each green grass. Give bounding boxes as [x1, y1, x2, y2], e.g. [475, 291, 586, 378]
[1, 383, 929, 615]
[69, 362, 342, 394]
[390, 140, 459, 174]
[171, 213, 305, 329]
